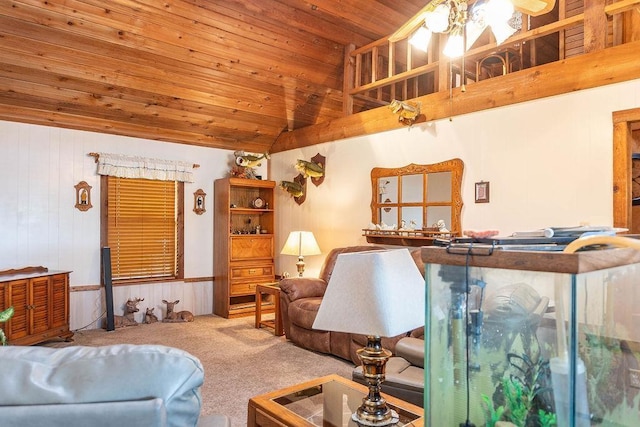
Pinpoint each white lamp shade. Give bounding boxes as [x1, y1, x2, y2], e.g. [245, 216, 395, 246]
[280, 231, 321, 256]
[312, 249, 425, 337]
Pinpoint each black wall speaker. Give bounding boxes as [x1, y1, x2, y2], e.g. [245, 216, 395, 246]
[101, 247, 115, 331]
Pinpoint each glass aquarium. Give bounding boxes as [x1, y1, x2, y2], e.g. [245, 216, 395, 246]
[421, 246, 640, 426]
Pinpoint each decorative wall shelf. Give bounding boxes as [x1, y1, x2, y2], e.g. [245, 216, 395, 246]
[363, 229, 453, 247]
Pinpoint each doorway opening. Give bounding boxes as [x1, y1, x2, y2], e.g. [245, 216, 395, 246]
[612, 108, 640, 233]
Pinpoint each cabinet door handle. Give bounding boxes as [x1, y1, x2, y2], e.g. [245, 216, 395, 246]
[249, 269, 256, 274]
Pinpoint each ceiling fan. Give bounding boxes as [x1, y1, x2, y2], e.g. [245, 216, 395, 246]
[389, 0, 556, 42]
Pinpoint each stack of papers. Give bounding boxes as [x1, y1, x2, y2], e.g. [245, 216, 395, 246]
[512, 226, 625, 238]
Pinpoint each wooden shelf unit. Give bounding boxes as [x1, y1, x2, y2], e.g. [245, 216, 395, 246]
[0, 269, 73, 345]
[214, 177, 276, 318]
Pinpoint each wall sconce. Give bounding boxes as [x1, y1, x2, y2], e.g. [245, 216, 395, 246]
[193, 189, 206, 215]
[74, 181, 92, 211]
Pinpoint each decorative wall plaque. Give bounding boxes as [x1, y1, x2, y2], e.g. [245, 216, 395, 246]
[193, 189, 206, 215]
[74, 181, 92, 211]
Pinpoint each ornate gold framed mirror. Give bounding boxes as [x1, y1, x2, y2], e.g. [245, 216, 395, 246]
[365, 158, 464, 246]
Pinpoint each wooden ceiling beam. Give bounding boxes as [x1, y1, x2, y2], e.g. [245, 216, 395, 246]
[271, 40, 640, 153]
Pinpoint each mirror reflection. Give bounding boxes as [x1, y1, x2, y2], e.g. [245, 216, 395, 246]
[401, 174, 423, 204]
[378, 179, 397, 204]
[427, 172, 452, 202]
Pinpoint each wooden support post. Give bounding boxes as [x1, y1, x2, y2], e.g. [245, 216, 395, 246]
[343, 44, 356, 116]
[584, 0, 608, 52]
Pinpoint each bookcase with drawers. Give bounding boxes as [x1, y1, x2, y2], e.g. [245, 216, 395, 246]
[214, 177, 276, 318]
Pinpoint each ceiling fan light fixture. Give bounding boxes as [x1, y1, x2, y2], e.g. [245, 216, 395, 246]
[443, 32, 464, 58]
[409, 26, 432, 52]
[465, 18, 485, 50]
[424, 4, 451, 33]
[490, 20, 518, 45]
[485, 0, 515, 25]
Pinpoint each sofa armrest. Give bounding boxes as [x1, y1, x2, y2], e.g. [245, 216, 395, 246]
[0, 344, 206, 427]
[279, 277, 327, 301]
[395, 337, 424, 368]
[0, 398, 166, 427]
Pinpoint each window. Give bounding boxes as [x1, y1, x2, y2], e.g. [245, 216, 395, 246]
[101, 176, 184, 283]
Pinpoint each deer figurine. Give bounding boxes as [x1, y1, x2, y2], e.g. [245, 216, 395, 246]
[144, 307, 158, 324]
[108, 297, 144, 328]
[162, 299, 194, 323]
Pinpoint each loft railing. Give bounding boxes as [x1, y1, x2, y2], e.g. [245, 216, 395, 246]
[343, 0, 640, 115]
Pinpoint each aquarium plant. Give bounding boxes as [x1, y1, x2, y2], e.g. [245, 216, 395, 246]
[483, 352, 556, 426]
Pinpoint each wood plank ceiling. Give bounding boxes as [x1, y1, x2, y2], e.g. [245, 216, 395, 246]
[0, 0, 427, 153]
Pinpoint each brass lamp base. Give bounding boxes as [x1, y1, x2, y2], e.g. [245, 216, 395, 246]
[295, 256, 306, 277]
[352, 335, 399, 426]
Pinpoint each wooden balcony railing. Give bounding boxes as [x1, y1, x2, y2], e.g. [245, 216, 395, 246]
[343, 0, 640, 115]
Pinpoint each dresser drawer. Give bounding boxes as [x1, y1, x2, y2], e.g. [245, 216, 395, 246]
[230, 236, 273, 261]
[231, 265, 274, 281]
[230, 281, 260, 296]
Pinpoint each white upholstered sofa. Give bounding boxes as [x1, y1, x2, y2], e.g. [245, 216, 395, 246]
[0, 344, 230, 427]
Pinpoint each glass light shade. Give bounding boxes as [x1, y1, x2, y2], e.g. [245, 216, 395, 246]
[490, 21, 517, 45]
[409, 26, 432, 52]
[443, 33, 464, 58]
[312, 249, 425, 337]
[280, 231, 321, 256]
[465, 19, 486, 50]
[425, 4, 451, 33]
[485, 0, 514, 25]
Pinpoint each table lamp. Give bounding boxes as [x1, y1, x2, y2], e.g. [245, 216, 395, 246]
[280, 231, 321, 277]
[312, 249, 425, 426]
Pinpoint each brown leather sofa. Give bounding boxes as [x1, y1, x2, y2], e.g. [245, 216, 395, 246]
[279, 245, 425, 365]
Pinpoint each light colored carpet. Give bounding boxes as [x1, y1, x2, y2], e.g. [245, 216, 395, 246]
[63, 314, 356, 426]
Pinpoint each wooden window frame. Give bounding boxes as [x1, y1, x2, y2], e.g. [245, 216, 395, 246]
[100, 176, 184, 285]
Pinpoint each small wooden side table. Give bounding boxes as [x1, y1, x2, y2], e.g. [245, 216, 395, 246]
[255, 283, 284, 336]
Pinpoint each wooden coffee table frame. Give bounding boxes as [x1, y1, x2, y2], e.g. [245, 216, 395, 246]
[255, 283, 284, 336]
[247, 374, 424, 427]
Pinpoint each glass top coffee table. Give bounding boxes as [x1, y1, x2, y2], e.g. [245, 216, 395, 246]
[248, 374, 423, 427]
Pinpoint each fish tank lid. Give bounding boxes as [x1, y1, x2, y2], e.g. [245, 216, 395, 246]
[421, 246, 640, 274]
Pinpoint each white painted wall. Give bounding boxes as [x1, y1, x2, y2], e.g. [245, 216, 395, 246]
[0, 122, 266, 329]
[1, 78, 638, 329]
[271, 79, 640, 278]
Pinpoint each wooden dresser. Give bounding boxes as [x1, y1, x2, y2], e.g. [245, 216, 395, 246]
[0, 267, 73, 345]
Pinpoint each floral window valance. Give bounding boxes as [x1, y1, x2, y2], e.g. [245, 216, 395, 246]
[92, 152, 196, 183]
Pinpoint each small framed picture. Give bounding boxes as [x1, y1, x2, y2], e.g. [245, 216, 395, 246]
[475, 181, 490, 203]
